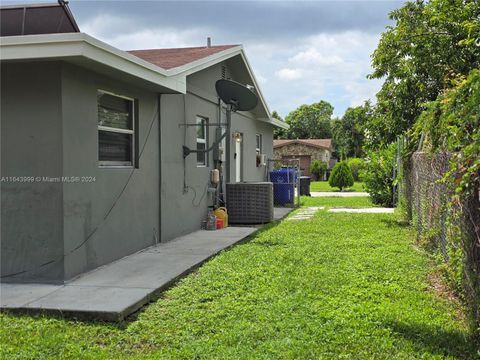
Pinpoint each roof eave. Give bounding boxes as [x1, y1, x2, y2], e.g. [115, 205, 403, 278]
[0, 32, 185, 93]
[270, 118, 289, 129]
[166, 46, 277, 126]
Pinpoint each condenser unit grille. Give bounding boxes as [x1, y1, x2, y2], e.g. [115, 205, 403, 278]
[226, 182, 274, 224]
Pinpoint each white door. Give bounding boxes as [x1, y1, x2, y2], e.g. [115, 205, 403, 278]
[235, 134, 243, 182]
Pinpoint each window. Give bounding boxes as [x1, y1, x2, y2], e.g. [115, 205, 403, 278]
[255, 134, 263, 167]
[256, 134, 262, 155]
[97, 91, 135, 167]
[196, 116, 208, 166]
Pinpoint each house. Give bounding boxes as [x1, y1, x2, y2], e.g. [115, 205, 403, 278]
[273, 139, 335, 177]
[0, 2, 287, 284]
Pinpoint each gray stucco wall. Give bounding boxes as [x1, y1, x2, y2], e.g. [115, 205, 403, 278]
[1, 61, 160, 282]
[1, 62, 64, 283]
[60, 63, 160, 280]
[160, 92, 217, 242]
[160, 61, 274, 242]
[187, 60, 274, 183]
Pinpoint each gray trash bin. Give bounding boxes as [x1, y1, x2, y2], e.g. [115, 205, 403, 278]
[299, 176, 311, 196]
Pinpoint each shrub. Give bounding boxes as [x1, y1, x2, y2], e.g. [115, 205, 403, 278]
[310, 160, 327, 180]
[328, 161, 354, 191]
[347, 158, 365, 181]
[362, 143, 396, 207]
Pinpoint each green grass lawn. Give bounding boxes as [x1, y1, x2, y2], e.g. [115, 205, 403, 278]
[0, 198, 475, 359]
[310, 181, 365, 192]
[301, 195, 374, 208]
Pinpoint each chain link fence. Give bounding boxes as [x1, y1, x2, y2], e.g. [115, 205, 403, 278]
[408, 152, 451, 255]
[266, 158, 300, 208]
[402, 151, 480, 331]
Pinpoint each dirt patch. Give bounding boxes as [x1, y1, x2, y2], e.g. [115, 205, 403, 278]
[427, 270, 466, 322]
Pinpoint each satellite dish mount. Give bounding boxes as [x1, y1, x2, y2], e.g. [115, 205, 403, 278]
[182, 80, 258, 171]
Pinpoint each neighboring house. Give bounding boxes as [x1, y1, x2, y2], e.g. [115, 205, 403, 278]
[0, 2, 287, 283]
[273, 139, 334, 177]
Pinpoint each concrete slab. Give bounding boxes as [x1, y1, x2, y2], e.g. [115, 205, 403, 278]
[151, 227, 256, 254]
[274, 207, 294, 220]
[0, 283, 61, 308]
[72, 252, 206, 289]
[25, 286, 151, 322]
[311, 191, 369, 197]
[328, 208, 394, 214]
[1, 226, 257, 321]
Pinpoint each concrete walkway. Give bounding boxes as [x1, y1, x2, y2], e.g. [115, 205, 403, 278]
[328, 208, 394, 214]
[286, 206, 324, 221]
[311, 191, 369, 197]
[1, 208, 293, 321]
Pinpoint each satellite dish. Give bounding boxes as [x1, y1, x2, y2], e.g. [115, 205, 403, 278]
[215, 79, 258, 112]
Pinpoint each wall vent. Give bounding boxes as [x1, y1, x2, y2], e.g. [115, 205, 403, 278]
[221, 65, 232, 80]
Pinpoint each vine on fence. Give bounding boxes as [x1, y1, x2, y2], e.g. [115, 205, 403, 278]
[414, 69, 480, 197]
[412, 69, 480, 338]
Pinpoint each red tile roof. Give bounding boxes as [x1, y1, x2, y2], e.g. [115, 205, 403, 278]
[273, 139, 333, 150]
[128, 45, 239, 70]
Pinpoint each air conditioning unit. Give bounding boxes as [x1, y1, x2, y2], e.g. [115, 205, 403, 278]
[226, 182, 273, 224]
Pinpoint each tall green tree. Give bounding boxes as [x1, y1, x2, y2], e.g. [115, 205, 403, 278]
[272, 111, 288, 139]
[284, 100, 333, 139]
[367, 0, 480, 147]
[332, 102, 372, 158]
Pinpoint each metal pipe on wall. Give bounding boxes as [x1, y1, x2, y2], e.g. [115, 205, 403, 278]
[157, 93, 162, 243]
[225, 105, 231, 184]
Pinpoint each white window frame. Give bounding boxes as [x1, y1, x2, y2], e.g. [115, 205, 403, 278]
[196, 116, 208, 167]
[97, 90, 135, 168]
[255, 133, 262, 155]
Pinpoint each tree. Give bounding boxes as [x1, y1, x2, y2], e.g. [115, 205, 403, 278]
[347, 158, 365, 182]
[272, 111, 288, 139]
[332, 102, 372, 158]
[366, 0, 480, 147]
[330, 117, 346, 160]
[309, 160, 327, 181]
[284, 101, 333, 139]
[328, 161, 354, 191]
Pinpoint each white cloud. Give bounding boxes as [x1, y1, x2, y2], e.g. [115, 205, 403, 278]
[275, 68, 304, 80]
[289, 48, 343, 65]
[344, 79, 382, 107]
[80, 14, 383, 118]
[248, 31, 382, 117]
[80, 14, 211, 50]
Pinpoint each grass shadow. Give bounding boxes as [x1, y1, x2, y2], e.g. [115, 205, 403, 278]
[386, 320, 476, 358]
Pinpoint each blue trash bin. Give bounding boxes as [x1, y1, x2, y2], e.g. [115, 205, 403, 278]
[270, 168, 297, 206]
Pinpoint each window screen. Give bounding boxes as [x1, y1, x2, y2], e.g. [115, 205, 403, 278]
[256, 134, 262, 155]
[196, 117, 208, 166]
[98, 91, 135, 167]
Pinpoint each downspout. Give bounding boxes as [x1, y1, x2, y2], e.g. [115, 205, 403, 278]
[158, 93, 162, 243]
[225, 105, 231, 183]
[216, 98, 223, 207]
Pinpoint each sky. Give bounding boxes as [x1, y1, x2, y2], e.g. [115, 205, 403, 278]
[5, 0, 404, 118]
